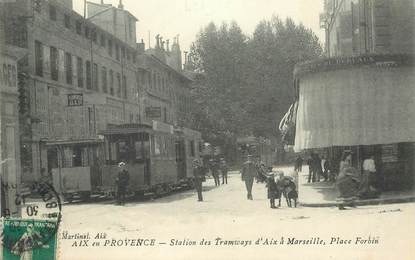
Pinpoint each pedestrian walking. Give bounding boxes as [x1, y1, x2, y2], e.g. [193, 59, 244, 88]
[307, 155, 314, 183]
[295, 156, 303, 172]
[322, 156, 330, 182]
[209, 159, 220, 186]
[192, 159, 205, 202]
[314, 153, 323, 182]
[220, 158, 228, 184]
[360, 155, 380, 199]
[266, 174, 278, 209]
[241, 155, 257, 200]
[115, 162, 130, 205]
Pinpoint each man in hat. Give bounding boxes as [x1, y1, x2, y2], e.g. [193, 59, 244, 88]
[209, 159, 220, 186]
[115, 162, 130, 205]
[193, 159, 205, 202]
[220, 158, 229, 185]
[241, 155, 257, 200]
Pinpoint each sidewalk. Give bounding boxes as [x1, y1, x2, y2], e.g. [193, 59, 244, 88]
[297, 169, 415, 207]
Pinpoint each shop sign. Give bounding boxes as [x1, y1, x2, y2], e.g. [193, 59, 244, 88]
[67, 93, 84, 107]
[145, 107, 161, 118]
[294, 54, 415, 77]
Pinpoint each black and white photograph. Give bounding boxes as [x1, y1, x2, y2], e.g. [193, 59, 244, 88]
[0, 0, 414, 259]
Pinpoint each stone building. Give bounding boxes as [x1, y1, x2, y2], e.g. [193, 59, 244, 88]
[0, 4, 26, 217]
[136, 35, 194, 128]
[293, 0, 415, 190]
[321, 0, 414, 57]
[3, 0, 141, 182]
[86, 0, 137, 49]
[3, 0, 198, 184]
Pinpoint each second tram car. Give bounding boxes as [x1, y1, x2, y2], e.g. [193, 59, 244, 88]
[237, 136, 275, 167]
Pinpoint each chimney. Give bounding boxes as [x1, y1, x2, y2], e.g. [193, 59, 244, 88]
[155, 34, 160, 48]
[160, 37, 164, 50]
[101, 0, 104, 4]
[184, 51, 188, 65]
[137, 39, 145, 53]
[118, 0, 124, 9]
[166, 40, 170, 52]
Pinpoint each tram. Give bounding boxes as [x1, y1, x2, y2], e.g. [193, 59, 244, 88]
[237, 136, 275, 167]
[52, 121, 203, 201]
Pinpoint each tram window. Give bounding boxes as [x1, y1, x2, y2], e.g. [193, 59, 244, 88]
[135, 141, 143, 160]
[143, 140, 150, 158]
[109, 142, 118, 163]
[118, 141, 131, 162]
[150, 135, 155, 155]
[72, 146, 83, 167]
[164, 137, 168, 156]
[190, 140, 195, 157]
[155, 136, 161, 155]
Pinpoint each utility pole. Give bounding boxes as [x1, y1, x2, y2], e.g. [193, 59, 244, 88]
[83, 0, 87, 19]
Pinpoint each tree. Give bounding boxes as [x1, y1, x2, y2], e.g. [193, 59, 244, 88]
[188, 17, 323, 156]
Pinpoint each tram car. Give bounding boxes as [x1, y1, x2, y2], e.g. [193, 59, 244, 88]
[237, 136, 275, 167]
[52, 121, 203, 201]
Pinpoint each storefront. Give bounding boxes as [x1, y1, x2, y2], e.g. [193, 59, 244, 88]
[293, 54, 415, 191]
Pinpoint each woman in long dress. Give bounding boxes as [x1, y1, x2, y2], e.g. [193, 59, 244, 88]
[336, 152, 361, 210]
[12, 224, 45, 260]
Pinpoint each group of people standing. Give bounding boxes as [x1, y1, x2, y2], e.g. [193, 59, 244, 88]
[242, 155, 298, 209]
[336, 152, 380, 209]
[294, 151, 381, 210]
[192, 157, 229, 202]
[295, 154, 332, 183]
[208, 158, 229, 186]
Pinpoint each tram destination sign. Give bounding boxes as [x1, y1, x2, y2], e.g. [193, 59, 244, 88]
[67, 93, 84, 107]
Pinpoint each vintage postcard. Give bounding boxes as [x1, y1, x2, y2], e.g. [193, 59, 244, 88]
[0, 0, 414, 259]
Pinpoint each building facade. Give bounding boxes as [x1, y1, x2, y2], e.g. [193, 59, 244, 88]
[0, 5, 25, 217]
[321, 0, 414, 57]
[3, 0, 141, 182]
[294, 0, 415, 191]
[3, 0, 197, 184]
[136, 37, 194, 128]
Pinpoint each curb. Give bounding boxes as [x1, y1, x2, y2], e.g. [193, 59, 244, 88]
[300, 196, 415, 207]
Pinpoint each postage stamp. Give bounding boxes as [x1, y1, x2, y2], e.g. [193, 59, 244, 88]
[1, 219, 58, 260]
[1, 182, 62, 260]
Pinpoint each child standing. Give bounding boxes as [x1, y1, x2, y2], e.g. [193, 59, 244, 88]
[266, 174, 278, 209]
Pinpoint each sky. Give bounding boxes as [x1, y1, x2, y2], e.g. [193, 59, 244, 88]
[73, 0, 325, 52]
